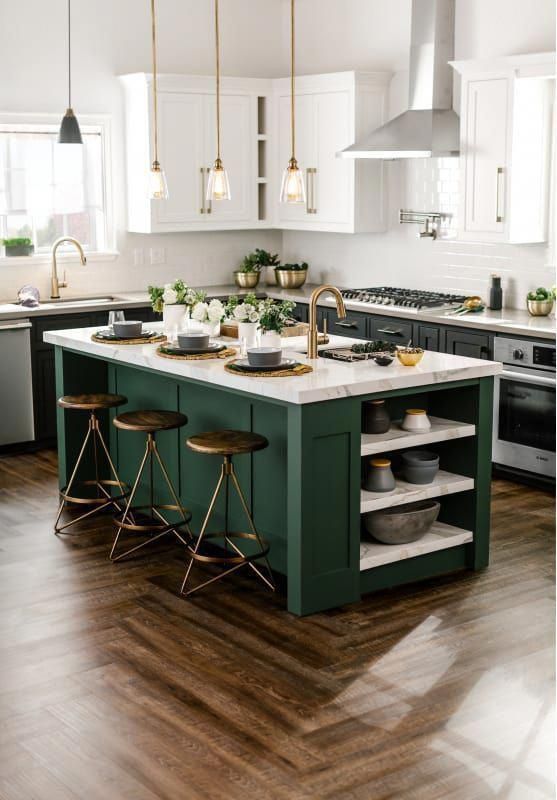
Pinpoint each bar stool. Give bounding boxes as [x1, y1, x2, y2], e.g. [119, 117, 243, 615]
[110, 410, 192, 562]
[55, 393, 129, 534]
[181, 430, 275, 596]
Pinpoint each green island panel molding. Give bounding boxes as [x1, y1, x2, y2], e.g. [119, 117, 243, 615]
[54, 344, 494, 616]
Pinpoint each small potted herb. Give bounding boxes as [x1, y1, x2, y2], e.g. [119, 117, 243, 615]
[275, 261, 308, 289]
[258, 299, 296, 348]
[527, 286, 555, 317]
[234, 252, 261, 289]
[254, 248, 281, 286]
[3, 238, 34, 257]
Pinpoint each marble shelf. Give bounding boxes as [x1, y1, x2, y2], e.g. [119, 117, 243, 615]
[359, 522, 474, 570]
[360, 470, 475, 513]
[361, 417, 476, 456]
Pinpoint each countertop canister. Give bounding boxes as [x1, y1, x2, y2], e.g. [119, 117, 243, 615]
[363, 399, 391, 434]
[363, 458, 396, 493]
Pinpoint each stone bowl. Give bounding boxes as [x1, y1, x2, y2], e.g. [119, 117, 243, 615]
[112, 320, 143, 338]
[177, 332, 210, 350]
[401, 450, 440, 485]
[246, 347, 282, 368]
[363, 499, 440, 544]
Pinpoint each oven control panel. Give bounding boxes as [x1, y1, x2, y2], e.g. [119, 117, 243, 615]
[533, 345, 556, 369]
[493, 337, 556, 372]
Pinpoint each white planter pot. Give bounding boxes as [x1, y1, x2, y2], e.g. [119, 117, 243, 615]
[260, 330, 281, 349]
[163, 304, 186, 338]
[200, 320, 221, 337]
[237, 321, 259, 348]
[264, 266, 277, 286]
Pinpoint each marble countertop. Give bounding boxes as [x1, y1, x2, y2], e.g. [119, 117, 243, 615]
[2, 284, 554, 340]
[44, 325, 501, 406]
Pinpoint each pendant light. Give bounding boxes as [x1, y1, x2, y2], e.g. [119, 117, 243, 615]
[280, 0, 305, 204]
[206, 0, 231, 201]
[58, 0, 82, 144]
[148, 0, 168, 200]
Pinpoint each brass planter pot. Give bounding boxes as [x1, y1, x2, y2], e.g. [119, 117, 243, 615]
[234, 271, 260, 289]
[275, 269, 307, 289]
[527, 299, 554, 317]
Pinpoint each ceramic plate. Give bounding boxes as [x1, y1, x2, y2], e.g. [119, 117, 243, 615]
[233, 358, 298, 373]
[95, 329, 157, 340]
[162, 342, 225, 356]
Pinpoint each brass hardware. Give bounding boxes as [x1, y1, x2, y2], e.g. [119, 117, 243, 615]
[206, 168, 212, 213]
[181, 454, 275, 596]
[307, 285, 347, 359]
[279, 0, 305, 204]
[50, 236, 86, 299]
[206, 0, 231, 201]
[200, 167, 206, 213]
[496, 167, 504, 223]
[307, 167, 317, 213]
[148, 0, 167, 198]
[54, 411, 130, 534]
[110, 432, 193, 562]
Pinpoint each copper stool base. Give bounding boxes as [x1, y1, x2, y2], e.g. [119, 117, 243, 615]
[55, 412, 130, 534]
[181, 456, 275, 596]
[110, 433, 193, 562]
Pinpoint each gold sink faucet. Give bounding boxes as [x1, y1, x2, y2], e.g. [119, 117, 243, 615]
[307, 284, 346, 359]
[51, 237, 87, 299]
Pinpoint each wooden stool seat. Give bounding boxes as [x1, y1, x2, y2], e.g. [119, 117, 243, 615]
[58, 393, 127, 411]
[114, 410, 188, 433]
[187, 429, 268, 456]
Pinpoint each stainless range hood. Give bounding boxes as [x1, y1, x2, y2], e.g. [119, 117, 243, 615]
[341, 0, 459, 159]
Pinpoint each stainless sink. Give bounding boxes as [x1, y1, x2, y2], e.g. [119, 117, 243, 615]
[41, 296, 116, 305]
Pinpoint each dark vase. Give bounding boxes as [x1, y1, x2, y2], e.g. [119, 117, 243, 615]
[489, 274, 503, 310]
[363, 399, 391, 434]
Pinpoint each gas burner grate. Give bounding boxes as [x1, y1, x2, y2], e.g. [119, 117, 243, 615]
[340, 287, 468, 309]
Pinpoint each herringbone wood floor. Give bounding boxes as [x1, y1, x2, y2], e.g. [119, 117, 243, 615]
[0, 449, 554, 799]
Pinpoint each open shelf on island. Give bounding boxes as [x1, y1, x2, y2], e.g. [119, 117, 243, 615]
[360, 470, 474, 513]
[360, 521, 473, 570]
[361, 417, 476, 457]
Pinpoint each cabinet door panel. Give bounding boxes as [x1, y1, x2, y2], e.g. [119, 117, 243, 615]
[277, 93, 314, 223]
[205, 94, 252, 222]
[445, 329, 492, 360]
[313, 91, 352, 224]
[416, 323, 442, 352]
[33, 348, 57, 441]
[154, 92, 205, 225]
[371, 316, 413, 346]
[328, 311, 367, 339]
[463, 78, 509, 235]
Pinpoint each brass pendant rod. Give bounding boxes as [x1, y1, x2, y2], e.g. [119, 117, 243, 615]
[150, 0, 159, 165]
[214, 0, 221, 161]
[290, 0, 295, 162]
[67, 0, 72, 107]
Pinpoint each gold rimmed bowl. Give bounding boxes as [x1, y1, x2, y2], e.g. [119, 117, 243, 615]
[396, 347, 424, 367]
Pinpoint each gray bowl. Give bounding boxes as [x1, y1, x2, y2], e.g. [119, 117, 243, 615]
[364, 499, 440, 544]
[113, 320, 143, 338]
[401, 450, 440, 485]
[177, 332, 210, 350]
[246, 347, 282, 368]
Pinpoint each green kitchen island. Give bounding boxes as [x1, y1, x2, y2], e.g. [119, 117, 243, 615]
[45, 325, 501, 616]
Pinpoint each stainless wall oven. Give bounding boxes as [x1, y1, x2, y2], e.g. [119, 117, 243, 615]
[493, 337, 556, 478]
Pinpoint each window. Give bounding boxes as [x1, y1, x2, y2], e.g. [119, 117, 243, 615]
[0, 122, 110, 255]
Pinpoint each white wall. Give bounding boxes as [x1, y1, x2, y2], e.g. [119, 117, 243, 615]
[0, 0, 283, 300]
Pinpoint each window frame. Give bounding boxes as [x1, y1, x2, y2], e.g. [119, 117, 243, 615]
[0, 111, 117, 263]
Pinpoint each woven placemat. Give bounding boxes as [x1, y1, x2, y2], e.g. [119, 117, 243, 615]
[224, 359, 313, 378]
[91, 333, 166, 346]
[156, 345, 237, 361]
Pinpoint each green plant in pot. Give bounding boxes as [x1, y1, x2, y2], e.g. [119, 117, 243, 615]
[527, 286, 555, 317]
[254, 248, 280, 286]
[275, 261, 308, 289]
[258, 298, 296, 347]
[3, 238, 34, 257]
[234, 252, 261, 289]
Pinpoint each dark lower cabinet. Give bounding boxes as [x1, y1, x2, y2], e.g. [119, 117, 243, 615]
[323, 308, 369, 339]
[291, 303, 309, 323]
[415, 323, 443, 352]
[370, 315, 413, 346]
[445, 328, 492, 360]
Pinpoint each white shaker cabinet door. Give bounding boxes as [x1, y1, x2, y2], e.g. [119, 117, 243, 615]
[204, 94, 253, 223]
[462, 77, 510, 238]
[153, 92, 206, 227]
[312, 90, 353, 226]
[276, 92, 315, 224]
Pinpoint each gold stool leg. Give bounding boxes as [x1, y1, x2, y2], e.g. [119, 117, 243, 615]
[54, 416, 93, 532]
[109, 437, 152, 561]
[151, 438, 193, 546]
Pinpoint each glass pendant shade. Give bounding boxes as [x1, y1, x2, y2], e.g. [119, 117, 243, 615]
[207, 158, 231, 201]
[280, 158, 306, 204]
[58, 107, 83, 144]
[149, 161, 168, 200]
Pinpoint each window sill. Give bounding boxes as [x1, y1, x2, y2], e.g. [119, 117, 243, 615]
[0, 250, 120, 267]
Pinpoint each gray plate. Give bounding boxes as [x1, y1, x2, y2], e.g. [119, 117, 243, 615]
[161, 342, 225, 356]
[233, 358, 298, 373]
[95, 329, 158, 341]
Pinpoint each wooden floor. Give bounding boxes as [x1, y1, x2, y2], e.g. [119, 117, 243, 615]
[0, 449, 554, 800]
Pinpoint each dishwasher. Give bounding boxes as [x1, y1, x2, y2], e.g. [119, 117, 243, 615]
[0, 319, 35, 445]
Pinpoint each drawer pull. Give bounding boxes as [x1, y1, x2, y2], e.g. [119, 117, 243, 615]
[377, 328, 404, 336]
[335, 321, 359, 329]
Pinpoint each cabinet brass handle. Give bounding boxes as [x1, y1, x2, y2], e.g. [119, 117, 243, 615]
[377, 328, 404, 336]
[206, 167, 212, 214]
[200, 167, 206, 214]
[306, 167, 317, 214]
[496, 167, 504, 223]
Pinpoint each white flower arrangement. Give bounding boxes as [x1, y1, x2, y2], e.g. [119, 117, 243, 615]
[162, 285, 178, 305]
[233, 302, 260, 323]
[191, 298, 225, 324]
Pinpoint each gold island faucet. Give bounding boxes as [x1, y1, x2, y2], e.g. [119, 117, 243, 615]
[307, 284, 346, 359]
[51, 237, 87, 299]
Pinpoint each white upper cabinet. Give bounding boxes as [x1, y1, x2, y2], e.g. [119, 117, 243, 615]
[120, 74, 271, 233]
[452, 53, 555, 244]
[274, 72, 390, 233]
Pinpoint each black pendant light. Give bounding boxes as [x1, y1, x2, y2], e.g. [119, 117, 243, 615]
[58, 0, 82, 144]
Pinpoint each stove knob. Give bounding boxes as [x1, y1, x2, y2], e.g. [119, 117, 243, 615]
[513, 348, 525, 360]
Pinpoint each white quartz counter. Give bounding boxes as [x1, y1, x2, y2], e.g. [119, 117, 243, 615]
[44, 325, 501, 405]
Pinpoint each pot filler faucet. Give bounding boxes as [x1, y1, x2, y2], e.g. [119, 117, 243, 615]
[307, 284, 347, 359]
[51, 237, 87, 299]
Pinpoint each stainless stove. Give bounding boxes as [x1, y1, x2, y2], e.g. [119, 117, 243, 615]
[340, 287, 467, 310]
